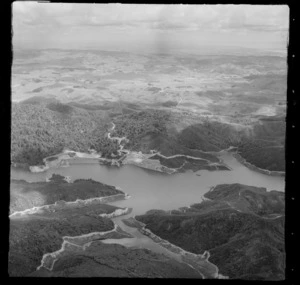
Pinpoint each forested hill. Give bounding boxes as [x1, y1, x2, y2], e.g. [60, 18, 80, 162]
[175, 118, 285, 172]
[11, 97, 285, 172]
[136, 183, 285, 280]
[113, 111, 285, 172]
[11, 99, 173, 167]
[11, 101, 119, 166]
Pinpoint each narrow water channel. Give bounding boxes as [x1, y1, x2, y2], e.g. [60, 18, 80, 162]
[10, 150, 285, 277]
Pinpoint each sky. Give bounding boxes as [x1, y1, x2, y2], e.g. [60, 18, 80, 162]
[12, 2, 289, 54]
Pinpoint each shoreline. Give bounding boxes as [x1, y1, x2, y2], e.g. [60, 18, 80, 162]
[19, 148, 230, 176]
[26, 122, 229, 175]
[233, 152, 285, 177]
[37, 223, 134, 272]
[11, 148, 285, 179]
[9, 193, 131, 218]
[11, 124, 284, 178]
[99, 207, 132, 218]
[122, 217, 228, 279]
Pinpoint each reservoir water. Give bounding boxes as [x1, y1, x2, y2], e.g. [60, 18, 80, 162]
[11, 151, 285, 276]
[11, 151, 285, 216]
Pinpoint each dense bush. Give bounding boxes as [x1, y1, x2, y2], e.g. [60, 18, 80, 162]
[177, 120, 242, 151]
[9, 210, 114, 276]
[136, 184, 285, 280]
[176, 118, 285, 172]
[113, 109, 170, 143]
[11, 103, 118, 166]
[11, 100, 285, 172]
[238, 118, 285, 171]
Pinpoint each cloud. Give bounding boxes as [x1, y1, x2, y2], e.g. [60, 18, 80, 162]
[13, 3, 289, 32]
[220, 5, 289, 33]
[12, 3, 289, 51]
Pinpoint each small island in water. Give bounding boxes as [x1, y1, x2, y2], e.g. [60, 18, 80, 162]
[10, 3, 287, 280]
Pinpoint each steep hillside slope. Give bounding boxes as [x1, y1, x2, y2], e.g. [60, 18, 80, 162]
[136, 184, 285, 280]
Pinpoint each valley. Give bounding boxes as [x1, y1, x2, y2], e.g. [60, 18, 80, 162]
[10, 48, 286, 279]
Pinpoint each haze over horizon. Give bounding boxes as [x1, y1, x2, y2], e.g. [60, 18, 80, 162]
[10, 2, 288, 280]
[13, 3, 289, 55]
